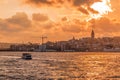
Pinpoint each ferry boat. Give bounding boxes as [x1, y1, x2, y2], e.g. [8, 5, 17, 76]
[22, 53, 32, 60]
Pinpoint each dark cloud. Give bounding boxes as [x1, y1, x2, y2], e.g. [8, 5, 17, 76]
[25, 0, 56, 7]
[32, 13, 54, 30]
[73, 0, 101, 6]
[7, 12, 31, 28]
[78, 6, 99, 15]
[61, 17, 67, 21]
[26, 0, 54, 6]
[87, 7, 99, 14]
[0, 12, 31, 32]
[0, 19, 21, 32]
[24, 0, 101, 15]
[78, 7, 89, 15]
[73, 0, 88, 6]
[25, 0, 101, 6]
[32, 13, 49, 22]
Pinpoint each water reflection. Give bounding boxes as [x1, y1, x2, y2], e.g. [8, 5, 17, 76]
[0, 52, 120, 80]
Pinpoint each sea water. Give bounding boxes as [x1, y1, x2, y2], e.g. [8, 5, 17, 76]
[0, 52, 120, 80]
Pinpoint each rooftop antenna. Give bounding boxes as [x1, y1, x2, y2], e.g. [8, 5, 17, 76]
[40, 36, 47, 45]
[40, 36, 47, 51]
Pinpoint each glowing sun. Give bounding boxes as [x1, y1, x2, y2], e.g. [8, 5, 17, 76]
[90, 0, 112, 19]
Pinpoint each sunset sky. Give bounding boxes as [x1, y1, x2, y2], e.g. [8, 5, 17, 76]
[0, 0, 120, 43]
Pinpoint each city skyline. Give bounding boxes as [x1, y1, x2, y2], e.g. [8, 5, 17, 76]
[0, 0, 120, 43]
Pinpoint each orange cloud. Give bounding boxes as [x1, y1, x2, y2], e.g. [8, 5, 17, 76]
[7, 12, 31, 28]
[60, 19, 87, 33]
[61, 17, 67, 22]
[89, 17, 120, 37]
[24, 0, 101, 15]
[78, 7, 89, 15]
[0, 12, 32, 42]
[73, 0, 101, 6]
[25, 0, 101, 6]
[32, 13, 49, 22]
[87, 7, 99, 14]
[0, 11, 120, 43]
[0, 0, 119, 43]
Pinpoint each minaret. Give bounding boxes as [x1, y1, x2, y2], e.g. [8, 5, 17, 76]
[90, 29, 95, 51]
[91, 29, 95, 39]
[72, 36, 75, 40]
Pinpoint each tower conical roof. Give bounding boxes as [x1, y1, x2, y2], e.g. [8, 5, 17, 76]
[91, 29, 95, 39]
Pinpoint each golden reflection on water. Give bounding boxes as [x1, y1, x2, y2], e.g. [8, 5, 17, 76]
[0, 52, 120, 80]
